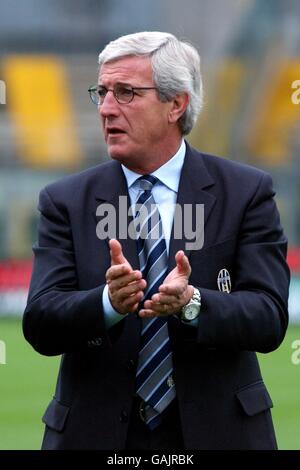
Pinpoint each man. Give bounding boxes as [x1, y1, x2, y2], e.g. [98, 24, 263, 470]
[23, 31, 289, 450]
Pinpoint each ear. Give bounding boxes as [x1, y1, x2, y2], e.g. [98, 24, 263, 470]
[168, 93, 189, 124]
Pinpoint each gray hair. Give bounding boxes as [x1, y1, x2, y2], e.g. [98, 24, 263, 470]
[98, 31, 203, 135]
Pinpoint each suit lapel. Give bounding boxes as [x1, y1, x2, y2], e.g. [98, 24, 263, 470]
[168, 143, 216, 272]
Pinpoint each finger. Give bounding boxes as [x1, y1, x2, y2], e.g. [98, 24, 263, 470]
[109, 239, 131, 267]
[152, 293, 178, 305]
[117, 280, 146, 300]
[158, 283, 186, 296]
[144, 300, 169, 315]
[128, 302, 140, 313]
[143, 299, 155, 310]
[106, 264, 142, 287]
[175, 250, 191, 276]
[139, 309, 158, 318]
[109, 276, 145, 297]
[123, 291, 144, 310]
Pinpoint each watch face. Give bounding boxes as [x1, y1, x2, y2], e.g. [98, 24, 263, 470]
[184, 304, 199, 320]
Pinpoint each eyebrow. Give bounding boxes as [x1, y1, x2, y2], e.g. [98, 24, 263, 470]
[97, 81, 133, 87]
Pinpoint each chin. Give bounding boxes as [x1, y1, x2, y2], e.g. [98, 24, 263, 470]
[108, 149, 129, 165]
[107, 145, 134, 165]
[108, 146, 125, 159]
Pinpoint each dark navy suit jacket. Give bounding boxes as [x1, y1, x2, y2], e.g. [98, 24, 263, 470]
[23, 143, 290, 449]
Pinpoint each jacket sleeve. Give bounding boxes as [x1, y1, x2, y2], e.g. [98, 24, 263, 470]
[196, 172, 290, 353]
[23, 187, 112, 356]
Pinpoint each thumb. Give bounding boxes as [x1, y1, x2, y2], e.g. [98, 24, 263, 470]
[109, 239, 131, 267]
[175, 250, 191, 277]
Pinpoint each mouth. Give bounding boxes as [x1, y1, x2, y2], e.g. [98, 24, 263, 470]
[106, 127, 126, 137]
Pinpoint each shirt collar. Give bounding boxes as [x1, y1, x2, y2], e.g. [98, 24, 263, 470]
[121, 139, 186, 193]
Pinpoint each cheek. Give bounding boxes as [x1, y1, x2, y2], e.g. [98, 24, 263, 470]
[148, 116, 169, 138]
[98, 112, 105, 130]
[142, 110, 169, 136]
[126, 103, 169, 141]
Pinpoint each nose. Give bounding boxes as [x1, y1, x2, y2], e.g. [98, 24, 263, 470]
[99, 90, 120, 118]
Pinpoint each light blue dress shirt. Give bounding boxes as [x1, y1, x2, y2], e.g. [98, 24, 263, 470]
[102, 139, 196, 328]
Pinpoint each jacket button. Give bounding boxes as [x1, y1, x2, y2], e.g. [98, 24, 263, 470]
[127, 359, 135, 371]
[120, 410, 128, 423]
[87, 337, 102, 348]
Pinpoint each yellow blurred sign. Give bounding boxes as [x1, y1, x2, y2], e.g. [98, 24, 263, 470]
[4, 55, 82, 168]
[246, 60, 300, 165]
[189, 59, 247, 156]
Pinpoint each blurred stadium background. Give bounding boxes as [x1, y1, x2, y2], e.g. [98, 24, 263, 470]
[0, 0, 300, 450]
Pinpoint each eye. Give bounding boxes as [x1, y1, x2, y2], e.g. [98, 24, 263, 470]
[115, 85, 133, 101]
[118, 86, 132, 95]
[98, 86, 107, 98]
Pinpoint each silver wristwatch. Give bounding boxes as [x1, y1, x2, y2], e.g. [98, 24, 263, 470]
[180, 287, 201, 322]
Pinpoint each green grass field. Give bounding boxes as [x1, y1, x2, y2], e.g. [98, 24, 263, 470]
[0, 319, 299, 450]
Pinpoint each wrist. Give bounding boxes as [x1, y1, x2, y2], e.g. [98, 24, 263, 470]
[185, 284, 195, 304]
[107, 285, 126, 316]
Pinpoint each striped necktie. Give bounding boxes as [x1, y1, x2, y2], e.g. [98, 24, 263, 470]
[134, 174, 176, 429]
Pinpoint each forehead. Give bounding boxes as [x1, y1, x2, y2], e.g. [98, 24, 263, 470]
[98, 55, 153, 85]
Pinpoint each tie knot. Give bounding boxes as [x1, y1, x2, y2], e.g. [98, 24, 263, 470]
[138, 174, 158, 192]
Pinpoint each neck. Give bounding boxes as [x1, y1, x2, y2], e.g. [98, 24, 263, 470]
[126, 136, 183, 174]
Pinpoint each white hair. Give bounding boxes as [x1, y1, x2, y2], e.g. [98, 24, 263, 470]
[98, 31, 203, 135]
